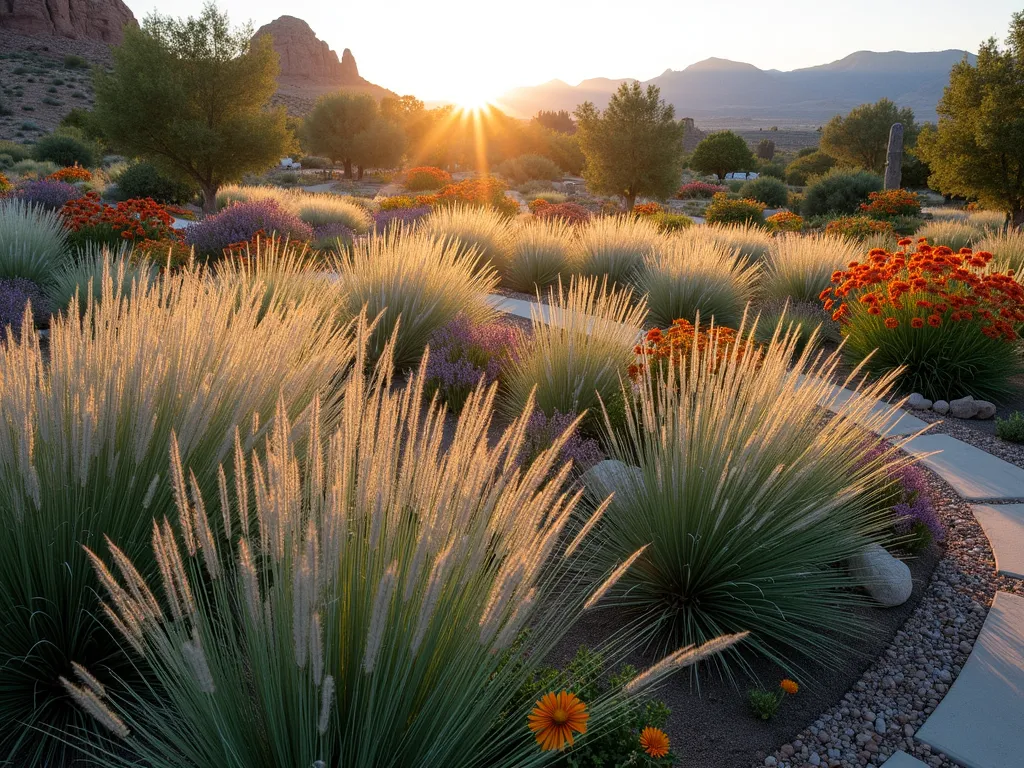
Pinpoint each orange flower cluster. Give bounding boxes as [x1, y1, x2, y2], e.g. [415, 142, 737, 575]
[824, 216, 893, 240]
[766, 210, 804, 232]
[60, 192, 175, 243]
[403, 166, 451, 191]
[859, 189, 921, 219]
[49, 165, 92, 183]
[0, 172, 11, 195]
[134, 238, 193, 268]
[528, 198, 550, 214]
[822, 239, 1024, 341]
[629, 318, 753, 381]
[423, 176, 520, 217]
[632, 202, 663, 216]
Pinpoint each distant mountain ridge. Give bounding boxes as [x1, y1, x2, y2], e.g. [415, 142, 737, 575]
[499, 50, 975, 123]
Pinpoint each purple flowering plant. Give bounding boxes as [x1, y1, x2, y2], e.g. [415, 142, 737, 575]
[520, 409, 604, 473]
[0, 277, 49, 337]
[424, 314, 521, 413]
[183, 200, 313, 258]
[16, 179, 82, 211]
[862, 444, 943, 551]
[373, 206, 432, 233]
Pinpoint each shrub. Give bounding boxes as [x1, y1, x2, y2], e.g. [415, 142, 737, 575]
[68, 355, 723, 768]
[60, 192, 175, 250]
[739, 176, 789, 208]
[915, 220, 983, 252]
[184, 200, 313, 258]
[46, 244, 156, 313]
[299, 154, 331, 168]
[294, 193, 372, 233]
[0, 140, 33, 163]
[574, 215, 663, 285]
[996, 412, 1024, 443]
[503, 276, 647, 435]
[420, 203, 516, 273]
[525, 190, 566, 205]
[649, 210, 694, 232]
[48, 165, 91, 183]
[506, 217, 577, 292]
[641, 232, 757, 328]
[757, 161, 786, 180]
[432, 176, 520, 217]
[976, 229, 1024, 274]
[15, 177, 82, 210]
[826, 241, 1024, 400]
[801, 168, 882, 217]
[591, 319, 908, 670]
[860, 189, 921, 219]
[403, 165, 451, 191]
[676, 180, 726, 199]
[31, 131, 96, 167]
[424, 314, 521, 412]
[11, 158, 61, 179]
[888, 215, 924, 236]
[63, 54, 88, 69]
[0, 198, 69, 283]
[0, 277, 49, 334]
[704, 193, 766, 226]
[766, 210, 804, 233]
[825, 216, 895, 241]
[378, 194, 419, 210]
[784, 151, 836, 186]
[115, 161, 197, 204]
[0, 260, 365, 762]
[697, 222, 774, 262]
[332, 229, 498, 368]
[498, 153, 562, 183]
[763, 233, 862, 304]
[534, 201, 592, 225]
[0, 172, 11, 195]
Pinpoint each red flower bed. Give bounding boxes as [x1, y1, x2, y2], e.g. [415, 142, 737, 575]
[48, 166, 92, 183]
[60, 192, 176, 248]
[404, 166, 452, 192]
[859, 189, 921, 219]
[533, 201, 592, 225]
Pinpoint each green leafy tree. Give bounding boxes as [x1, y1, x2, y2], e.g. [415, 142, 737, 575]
[785, 150, 837, 186]
[689, 131, 756, 181]
[303, 92, 379, 178]
[92, 3, 289, 212]
[574, 82, 686, 210]
[820, 98, 918, 174]
[917, 12, 1024, 227]
[533, 109, 576, 134]
[349, 118, 407, 176]
[756, 138, 776, 160]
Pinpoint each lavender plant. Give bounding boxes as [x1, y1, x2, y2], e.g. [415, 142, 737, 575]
[424, 314, 521, 412]
[0, 277, 49, 334]
[15, 178, 82, 210]
[521, 409, 604, 472]
[183, 200, 313, 257]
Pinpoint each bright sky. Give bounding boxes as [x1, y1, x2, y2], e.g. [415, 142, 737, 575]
[128, 0, 1018, 104]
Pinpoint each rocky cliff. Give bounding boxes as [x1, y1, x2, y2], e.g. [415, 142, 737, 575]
[0, 0, 135, 43]
[253, 16, 363, 85]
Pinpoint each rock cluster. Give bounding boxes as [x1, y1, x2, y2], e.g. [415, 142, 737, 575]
[0, 0, 135, 43]
[906, 394, 996, 421]
[252, 16, 362, 85]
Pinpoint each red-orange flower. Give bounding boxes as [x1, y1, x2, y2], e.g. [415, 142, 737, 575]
[911, 317, 924, 328]
[639, 726, 671, 758]
[529, 691, 589, 751]
[885, 317, 899, 329]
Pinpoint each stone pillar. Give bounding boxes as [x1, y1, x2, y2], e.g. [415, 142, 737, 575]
[884, 123, 904, 190]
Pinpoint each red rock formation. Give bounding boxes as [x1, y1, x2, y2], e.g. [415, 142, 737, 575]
[0, 0, 136, 43]
[253, 15, 364, 85]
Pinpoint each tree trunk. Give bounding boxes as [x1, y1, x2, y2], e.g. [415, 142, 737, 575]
[357, 166, 364, 180]
[624, 192, 636, 212]
[343, 159, 353, 179]
[201, 183, 218, 214]
[1012, 206, 1024, 231]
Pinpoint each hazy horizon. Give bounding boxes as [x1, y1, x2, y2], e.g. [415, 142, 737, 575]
[127, 0, 1018, 103]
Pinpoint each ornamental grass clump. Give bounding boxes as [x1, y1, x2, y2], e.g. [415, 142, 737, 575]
[590, 317, 913, 672]
[0, 264, 365, 764]
[640, 231, 758, 328]
[420, 203, 517, 274]
[294, 193, 372, 233]
[697, 221, 774, 262]
[975, 229, 1024, 274]
[46, 243, 157, 314]
[574, 215, 663, 285]
[505, 217, 577, 291]
[824, 240, 1024, 401]
[914, 220, 983, 252]
[503, 276, 647, 434]
[763, 233, 862, 304]
[73, 353, 742, 766]
[332, 228, 498, 368]
[0, 197, 70, 283]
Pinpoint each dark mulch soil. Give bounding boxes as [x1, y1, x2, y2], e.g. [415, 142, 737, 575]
[545, 545, 942, 768]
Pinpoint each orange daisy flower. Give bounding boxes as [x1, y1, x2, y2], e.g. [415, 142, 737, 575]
[640, 726, 671, 758]
[884, 317, 899, 329]
[911, 317, 925, 328]
[528, 691, 589, 751]
[780, 679, 799, 695]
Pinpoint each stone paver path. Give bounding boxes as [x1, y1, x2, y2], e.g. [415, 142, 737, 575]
[902, 434, 1024, 502]
[916, 591, 1024, 768]
[970, 505, 1024, 580]
[884, 751, 930, 767]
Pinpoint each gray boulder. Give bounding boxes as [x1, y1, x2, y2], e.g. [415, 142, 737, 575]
[846, 544, 913, 607]
[949, 395, 979, 419]
[579, 459, 642, 502]
[975, 400, 997, 419]
[906, 393, 932, 410]
[932, 400, 950, 415]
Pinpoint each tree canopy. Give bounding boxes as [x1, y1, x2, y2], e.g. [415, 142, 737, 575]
[92, 3, 289, 211]
[688, 131, 756, 181]
[820, 98, 918, 175]
[574, 82, 686, 210]
[917, 12, 1024, 227]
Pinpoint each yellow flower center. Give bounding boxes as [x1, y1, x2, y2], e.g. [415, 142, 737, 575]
[552, 708, 568, 724]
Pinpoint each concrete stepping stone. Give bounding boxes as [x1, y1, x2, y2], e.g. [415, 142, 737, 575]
[971, 504, 1024, 579]
[882, 751, 929, 767]
[902, 434, 1024, 502]
[486, 294, 542, 323]
[792, 376, 928, 437]
[916, 591, 1024, 768]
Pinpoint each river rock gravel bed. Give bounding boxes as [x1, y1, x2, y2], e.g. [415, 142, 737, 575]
[756, 457, 1023, 768]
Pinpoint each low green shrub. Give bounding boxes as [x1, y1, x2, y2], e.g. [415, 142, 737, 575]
[30, 131, 96, 168]
[784, 151, 836, 186]
[801, 168, 882, 217]
[996, 412, 1024, 443]
[497, 154, 562, 184]
[739, 176, 789, 207]
[704, 193, 766, 226]
[114, 161, 197, 204]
